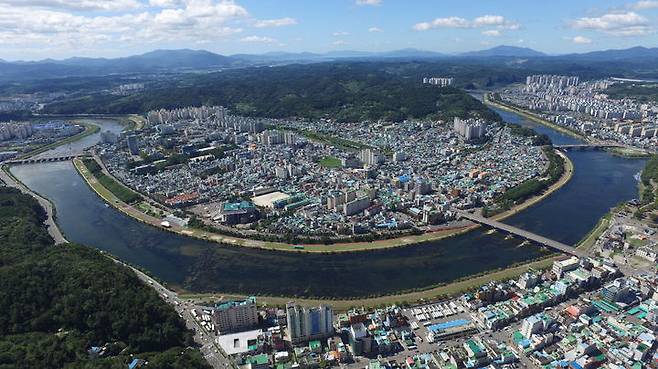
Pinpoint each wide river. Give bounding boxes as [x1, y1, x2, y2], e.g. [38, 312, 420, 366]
[10, 111, 646, 298]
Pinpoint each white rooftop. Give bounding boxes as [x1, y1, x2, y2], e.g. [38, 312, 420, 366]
[217, 329, 263, 355]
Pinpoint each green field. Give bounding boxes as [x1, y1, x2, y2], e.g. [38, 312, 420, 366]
[81, 158, 141, 204]
[319, 155, 342, 168]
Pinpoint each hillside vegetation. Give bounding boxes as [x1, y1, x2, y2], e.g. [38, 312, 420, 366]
[0, 187, 210, 369]
[606, 83, 658, 103]
[43, 63, 501, 123]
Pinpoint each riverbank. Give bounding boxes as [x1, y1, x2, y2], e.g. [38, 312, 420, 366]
[16, 122, 100, 160]
[485, 95, 652, 159]
[180, 255, 560, 311]
[74, 149, 574, 253]
[485, 94, 585, 140]
[2, 164, 68, 244]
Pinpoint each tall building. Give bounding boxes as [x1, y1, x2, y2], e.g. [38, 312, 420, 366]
[525, 75, 579, 91]
[453, 117, 487, 141]
[126, 135, 140, 155]
[286, 302, 334, 344]
[212, 296, 259, 333]
[423, 77, 454, 87]
[359, 148, 383, 166]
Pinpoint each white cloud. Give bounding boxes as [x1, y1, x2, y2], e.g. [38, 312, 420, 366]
[356, 0, 381, 6]
[333, 31, 350, 36]
[368, 27, 383, 32]
[240, 35, 276, 43]
[0, 0, 249, 55]
[571, 35, 592, 44]
[571, 11, 652, 36]
[481, 30, 501, 37]
[253, 17, 297, 28]
[333, 40, 347, 45]
[413, 15, 519, 31]
[412, 22, 432, 31]
[631, 0, 658, 9]
[149, 0, 185, 8]
[0, 0, 142, 11]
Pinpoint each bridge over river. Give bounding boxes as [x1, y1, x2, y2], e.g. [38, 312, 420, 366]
[454, 209, 587, 258]
[5, 155, 82, 165]
[554, 143, 622, 151]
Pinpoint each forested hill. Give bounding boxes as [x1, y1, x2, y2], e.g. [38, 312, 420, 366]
[0, 187, 210, 369]
[43, 63, 500, 123]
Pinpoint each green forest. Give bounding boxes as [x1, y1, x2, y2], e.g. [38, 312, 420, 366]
[606, 83, 658, 103]
[43, 63, 500, 123]
[0, 187, 210, 369]
[636, 155, 658, 222]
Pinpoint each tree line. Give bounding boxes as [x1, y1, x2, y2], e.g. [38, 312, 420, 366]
[0, 187, 210, 369]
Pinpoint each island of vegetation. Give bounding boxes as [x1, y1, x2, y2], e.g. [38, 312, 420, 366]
[0, 187, 210, 369]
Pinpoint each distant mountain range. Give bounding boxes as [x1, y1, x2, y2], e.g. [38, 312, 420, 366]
[459, 45, 547, 58]
[1, 46, 657, 81]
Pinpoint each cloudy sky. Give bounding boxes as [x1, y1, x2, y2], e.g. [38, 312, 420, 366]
[1, 0, 657, 60]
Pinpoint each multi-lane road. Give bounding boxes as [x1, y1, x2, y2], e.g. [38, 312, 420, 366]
[110, 257, 234, 369]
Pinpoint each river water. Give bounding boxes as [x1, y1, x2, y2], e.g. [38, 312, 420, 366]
[10, 112, 647, 298]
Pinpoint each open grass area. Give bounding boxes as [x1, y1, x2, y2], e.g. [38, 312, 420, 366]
[607, 146, 652, 158]
[80, 157, 140, 204]
[319, 155, 342, 168]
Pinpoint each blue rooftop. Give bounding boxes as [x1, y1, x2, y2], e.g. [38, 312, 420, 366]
[428, 319, 470, 332]
[223, 201, 255, 211]
[129, 359, 142, 369]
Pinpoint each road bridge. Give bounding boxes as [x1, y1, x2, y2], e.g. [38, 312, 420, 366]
[5, 155, 81, 165]
[554, 143, 622, 151]
[454, 209, 587, 258]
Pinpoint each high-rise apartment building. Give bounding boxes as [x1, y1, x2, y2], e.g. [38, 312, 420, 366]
[212, 296, 259, 333]
[286, 302, 334, 344]
[453, 117, 487, 141]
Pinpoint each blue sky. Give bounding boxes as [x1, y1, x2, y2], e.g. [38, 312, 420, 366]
[1, 0, 657, 60]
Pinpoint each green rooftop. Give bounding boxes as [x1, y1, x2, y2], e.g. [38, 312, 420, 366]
[247, 354, 269, 366]
[216, 296, 256, 311]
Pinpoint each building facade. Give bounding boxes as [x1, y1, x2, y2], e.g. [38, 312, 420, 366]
[212, 296, 259, 333]
[286, 302, 334, 344]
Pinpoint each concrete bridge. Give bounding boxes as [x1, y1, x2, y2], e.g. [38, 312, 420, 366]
[6, 155, 81, 165]
[554, 143, 622, 151]
[454, 209, 587, 258]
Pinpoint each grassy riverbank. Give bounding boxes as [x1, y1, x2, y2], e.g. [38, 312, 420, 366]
[180, 256, 560, 311]
[16, 122, 100, 160]
[80, 158, 140, 203]
[484, 94, 585, 140]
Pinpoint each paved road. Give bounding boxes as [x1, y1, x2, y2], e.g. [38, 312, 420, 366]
[2, 160, 228, 368]
[111, 258, 234, 369]
[0, 165, 68, 244]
